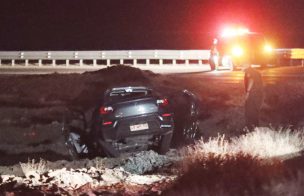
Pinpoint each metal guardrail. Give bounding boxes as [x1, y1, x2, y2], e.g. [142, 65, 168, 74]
[0, 50, 210, 67]
[0, 49, 303, 67]
[274, 49, 304, 66]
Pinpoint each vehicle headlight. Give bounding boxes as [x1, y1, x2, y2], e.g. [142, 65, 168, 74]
[264, 44, 273, 53]
[231, 46, 244, 57]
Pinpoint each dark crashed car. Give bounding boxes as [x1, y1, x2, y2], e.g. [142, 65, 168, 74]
[63, 86, 175, 159]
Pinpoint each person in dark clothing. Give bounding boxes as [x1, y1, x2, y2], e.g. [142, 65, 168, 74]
[209, 39, 219, 70]
[244, 66, 264, 129]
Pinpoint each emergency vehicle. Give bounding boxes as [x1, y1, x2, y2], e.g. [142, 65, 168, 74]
[209, 27, 273, 70]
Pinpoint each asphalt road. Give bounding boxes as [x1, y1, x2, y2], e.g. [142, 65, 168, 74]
[1, 64, 304, 85]
[178, 65, 304, 85]
[0, 64, 211, 74]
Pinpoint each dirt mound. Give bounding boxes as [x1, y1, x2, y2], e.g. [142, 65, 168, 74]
[0, 65, 189, 166]
[0, 65, 158, 109]
[1, 65, 304, 167]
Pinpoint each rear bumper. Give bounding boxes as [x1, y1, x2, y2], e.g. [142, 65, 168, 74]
[98, 113, 174, 140]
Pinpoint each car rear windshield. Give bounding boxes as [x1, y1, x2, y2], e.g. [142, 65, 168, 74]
[105, 89, 152, 103]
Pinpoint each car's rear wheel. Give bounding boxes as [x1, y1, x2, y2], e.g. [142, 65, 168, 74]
[183, 120, 200, 144]
[157, 132, 173, 154]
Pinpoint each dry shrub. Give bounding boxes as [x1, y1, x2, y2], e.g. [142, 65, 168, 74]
[164, 154, 292, 196]
[185, 127, 304, 159]
[231, 127, 304, 158]
[93, 157, 106, 170]
[20, 158, 48, 178]
[164, 127, 304, 195]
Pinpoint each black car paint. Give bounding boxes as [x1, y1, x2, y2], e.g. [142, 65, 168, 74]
[64, 86, 175, 158]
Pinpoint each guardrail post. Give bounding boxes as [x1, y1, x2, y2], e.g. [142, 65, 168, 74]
[0, 59, 1, 66]
[146, 59, 150, 65]
[120, 59, 123, 65]
[52, 60, 56, 66]
[185, 59, 189, 65]
[93, 59, 97, 66]
[173, 59, 176, 65]
[66, 60, 69, 66]
[198, 60, 202, 65]
[79, 59, 83, 66]
[107, 59, 110, 66]
[12, 60, 15, 66]
[25, 60, 29, 66]
[134, 59, 137, 66]
[159, 59, 163, 65]
[38, 60, 42, 66]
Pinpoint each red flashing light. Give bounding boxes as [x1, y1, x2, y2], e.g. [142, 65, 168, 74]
[221, 27, 249, 37]
[162, 113, 172, 117]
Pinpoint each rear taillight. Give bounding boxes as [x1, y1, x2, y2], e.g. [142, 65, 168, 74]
[102, 121, 113, 126]
[99, 106, 113, 115]
[157, 98, 169, 107]
[162, 113, 172, 117]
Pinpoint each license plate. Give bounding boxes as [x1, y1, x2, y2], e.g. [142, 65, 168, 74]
[130, 123, 149, 132]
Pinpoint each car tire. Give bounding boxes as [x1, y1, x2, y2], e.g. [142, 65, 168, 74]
[182, 120, 200, 144]
[157, 132, 173, 154]
[260, 63, 267, 69]
[231, 65, 237, 71]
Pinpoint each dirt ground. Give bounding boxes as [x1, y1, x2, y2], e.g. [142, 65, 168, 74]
[1, 65, 304, 194]
[1, 65, 304, 166]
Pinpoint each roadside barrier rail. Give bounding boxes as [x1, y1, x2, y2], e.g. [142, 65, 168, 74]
[0, 49, 303, 67]
[0, 50, 210, 67]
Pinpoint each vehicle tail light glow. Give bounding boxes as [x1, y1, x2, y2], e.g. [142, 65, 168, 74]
[157, 98, 169, 107]
[264, 44, 273, 53]
[231, 45, 244, 57]
[102, 121, 113, 126]
[162, 113, 172, 117]
[99, 106, 113, 115]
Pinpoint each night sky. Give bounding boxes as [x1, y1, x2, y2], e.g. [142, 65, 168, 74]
[0, 0, 303, 50]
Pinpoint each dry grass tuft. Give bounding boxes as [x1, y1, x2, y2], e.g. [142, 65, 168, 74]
[164, 153, 298, 196]
[231, 127, 304, 158]
[93, 157, 106, 170]
[184, 127, 304, 160]
[20, 158, 48, 178]
[165, 127, 304, 195]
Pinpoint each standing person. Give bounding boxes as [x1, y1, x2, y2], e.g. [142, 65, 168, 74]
[209, 39, 219, 71]
[244, 65, 264, 130]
